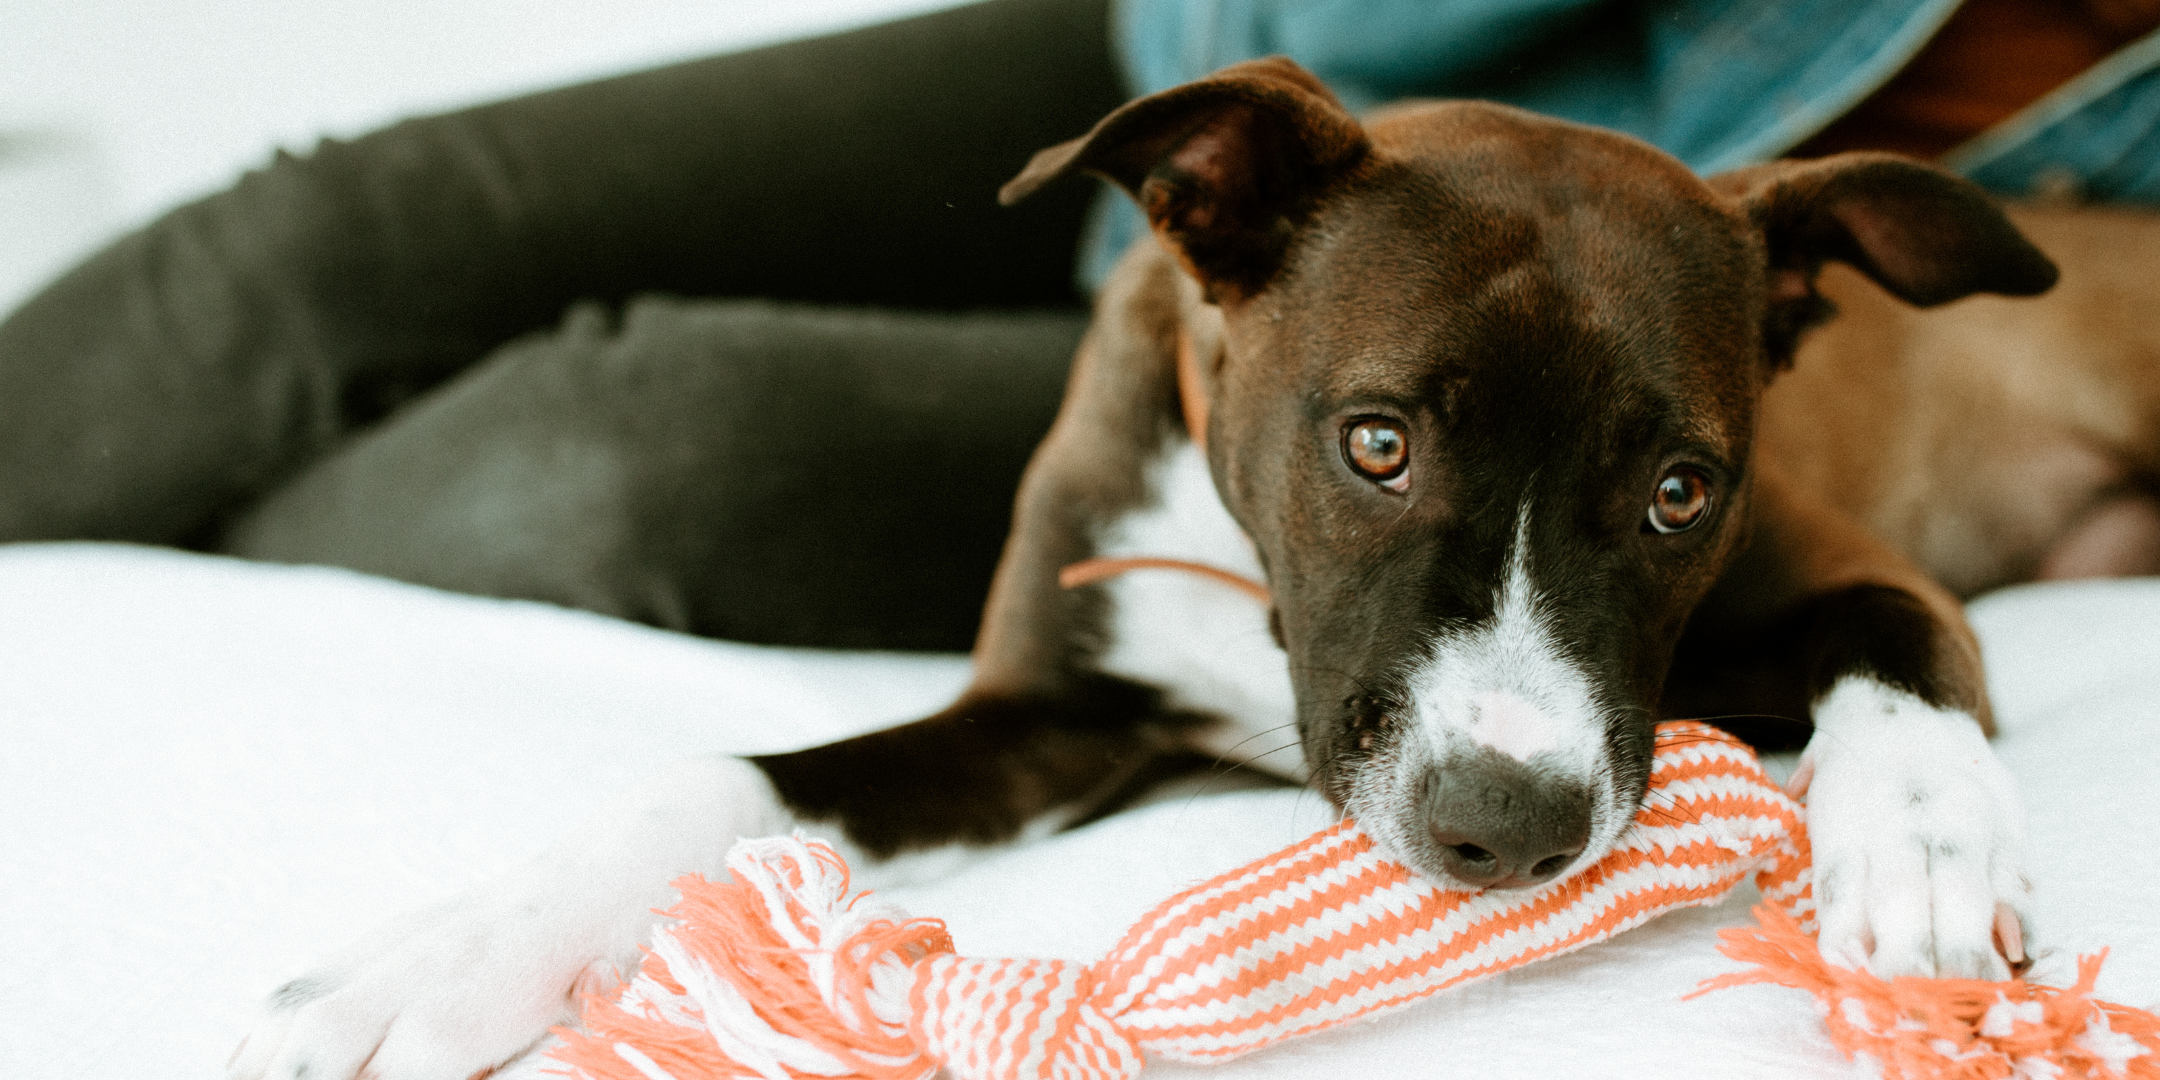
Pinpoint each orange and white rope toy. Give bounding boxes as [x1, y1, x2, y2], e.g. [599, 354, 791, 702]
[551, 722, 2158, 1080]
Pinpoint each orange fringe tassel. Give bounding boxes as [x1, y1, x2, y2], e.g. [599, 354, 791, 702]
[553, 842, 954, 1080]
[1692, 905, 2160, 1079]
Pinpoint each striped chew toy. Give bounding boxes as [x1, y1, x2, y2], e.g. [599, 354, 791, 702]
[549, 722, 2159, 1080]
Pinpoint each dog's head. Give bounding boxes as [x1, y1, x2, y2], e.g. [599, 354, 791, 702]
[1003, 58, 2055, 889]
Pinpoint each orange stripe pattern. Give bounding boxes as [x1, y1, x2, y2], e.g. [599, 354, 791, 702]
[913, 956, 1143, 1080]
[1082, 721, 1811, 1063]
[553, 722, 1812, 1080]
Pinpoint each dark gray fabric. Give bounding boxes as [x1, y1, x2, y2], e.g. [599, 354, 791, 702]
[226, 300, 1087, 651]
[0, 0, 1121, 649]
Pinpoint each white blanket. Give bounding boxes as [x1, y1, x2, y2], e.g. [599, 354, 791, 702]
[1, 543, 2154, 1078]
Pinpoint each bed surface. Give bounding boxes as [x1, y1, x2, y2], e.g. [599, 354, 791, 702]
[1, 542, 2153, 1078]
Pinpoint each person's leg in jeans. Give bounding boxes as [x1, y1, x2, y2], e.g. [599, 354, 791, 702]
[226, 298, 1091, 650]
[0, 0, 1122, 647]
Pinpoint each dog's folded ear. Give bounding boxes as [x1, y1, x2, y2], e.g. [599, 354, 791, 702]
[1710, 154, 2059, 364]
[1000, 56, 1368, 303]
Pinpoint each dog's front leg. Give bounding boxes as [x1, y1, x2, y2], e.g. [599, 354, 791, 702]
[1676, 465, 2031, 980]
[229, 699, 1182, 1080]
[228, 755, 791, 1080]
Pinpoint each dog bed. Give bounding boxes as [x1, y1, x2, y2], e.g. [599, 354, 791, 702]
[0, 541, 2153, 1078]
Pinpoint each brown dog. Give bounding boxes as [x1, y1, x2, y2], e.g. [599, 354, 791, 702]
[234, 57, 2157, 1080]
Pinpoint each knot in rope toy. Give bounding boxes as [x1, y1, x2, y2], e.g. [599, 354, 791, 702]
[552, 722, 2157, 1080]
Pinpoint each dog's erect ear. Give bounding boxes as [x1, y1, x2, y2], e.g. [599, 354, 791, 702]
[1000, 56, 1369, 302]
[1709, 153, 2058, 365]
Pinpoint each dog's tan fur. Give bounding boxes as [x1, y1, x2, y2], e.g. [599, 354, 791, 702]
[1764, 204, 2160, 597]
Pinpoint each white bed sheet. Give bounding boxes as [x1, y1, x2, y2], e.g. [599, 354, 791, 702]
[0, 543, 2154, 1078]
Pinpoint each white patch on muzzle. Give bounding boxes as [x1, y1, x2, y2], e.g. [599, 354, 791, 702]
[1405, 511, 1604, 770]
[1373, 507, 1625, 869]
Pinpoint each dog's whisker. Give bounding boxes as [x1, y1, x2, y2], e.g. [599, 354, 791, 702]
[1170, 739, 1310, 832]
[1202, 721, 1305, 771]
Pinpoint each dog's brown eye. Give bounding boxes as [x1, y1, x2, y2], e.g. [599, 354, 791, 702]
[1344, 419, 1409, 487]
[1647, 467, 1711, 533]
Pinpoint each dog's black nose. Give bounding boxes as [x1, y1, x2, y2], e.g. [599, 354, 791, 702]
[1423, 751, 1591, 889]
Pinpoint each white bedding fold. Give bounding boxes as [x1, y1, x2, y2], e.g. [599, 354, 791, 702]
[0, 544, 2151, 1078]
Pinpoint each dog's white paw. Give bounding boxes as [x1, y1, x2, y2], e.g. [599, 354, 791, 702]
[227, 878, 638, 1080]
[229, 755, 791, 1080]
[1797, 677, 2031, 980]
